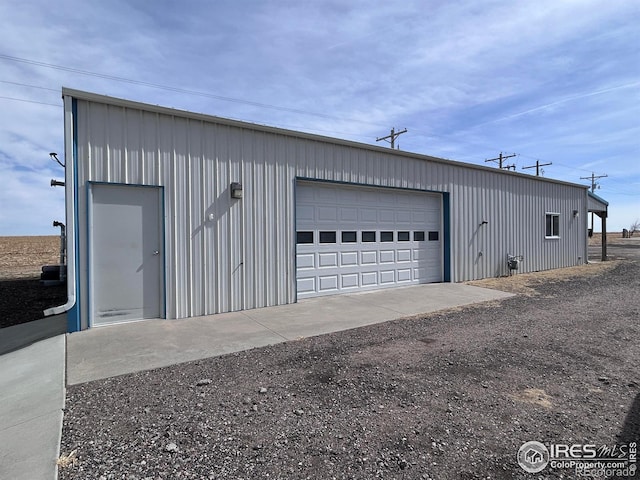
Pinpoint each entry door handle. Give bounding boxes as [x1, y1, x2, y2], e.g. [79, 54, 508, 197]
[153, 250, 160, 255]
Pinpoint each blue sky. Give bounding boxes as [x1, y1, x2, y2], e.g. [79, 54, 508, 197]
[0, 0, 638, 235]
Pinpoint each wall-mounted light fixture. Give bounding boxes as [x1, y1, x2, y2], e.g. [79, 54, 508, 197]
[573, 209, 579, 217]
[230, 182, 243, 199]
[480, 220, 488, 226]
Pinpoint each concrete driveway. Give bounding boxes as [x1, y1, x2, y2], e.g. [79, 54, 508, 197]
[1, 281, 513, 479]
[66, 283, 513, 385]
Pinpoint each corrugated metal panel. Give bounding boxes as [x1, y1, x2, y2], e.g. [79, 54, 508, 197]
[588, 191, 608, 212]
[70, 93, 589, 324]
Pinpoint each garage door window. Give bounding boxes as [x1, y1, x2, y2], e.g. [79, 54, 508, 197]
[320, 231, 337, 243]
[381, 231, 394, 242]
[341, 231, 357, 243]
[428, 231, 439, 241]
[362, 231, 376, 242]
[297, 231, 314, 244]
[398, 231, 410, 241]
[414, 231, 425, 241]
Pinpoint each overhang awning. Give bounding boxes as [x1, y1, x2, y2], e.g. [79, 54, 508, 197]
[588, 191, 608, 217]
[587, 191, 609, 261]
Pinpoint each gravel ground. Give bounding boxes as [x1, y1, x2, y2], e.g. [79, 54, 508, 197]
[59, 244, 639, 480]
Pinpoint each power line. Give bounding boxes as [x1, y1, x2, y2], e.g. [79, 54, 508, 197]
[0, 53, 368, 124]
[0, 95, 60, 107]
[0, 79, 59, 92]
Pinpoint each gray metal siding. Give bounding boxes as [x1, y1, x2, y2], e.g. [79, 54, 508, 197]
[70, 94, 588, 325]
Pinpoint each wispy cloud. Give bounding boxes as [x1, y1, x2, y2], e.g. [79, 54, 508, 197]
[0, 0, 638, 233]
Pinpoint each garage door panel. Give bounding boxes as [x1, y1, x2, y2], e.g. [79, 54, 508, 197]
[296, 181, 442, 299]
[341, 274, 359, 288]
[398, 269, 412, 282]
[318, 206, 338, 222]
[380, 250, 395, 263]
[297, 205, 315, 222]
[413, 248, 427, 260]
[340, 252, 358, 266]
[318, 253, 338, 267]
[380, 270, 395, 284]
[412, 211, 429, 223]
[317, 188, 338, 201]
[361, 251, 377, 264]
[361, 271, 378, 286]
[297, 253, 315, 269]
[379, 209, 395, 222]
[319, 275, 338, 291]
[340, 207, 358, 222]
[396, 211, 412, 223]
[397, 249, 411, 262]
[360, 208, 378, 223]
[297, 277, 316, 294]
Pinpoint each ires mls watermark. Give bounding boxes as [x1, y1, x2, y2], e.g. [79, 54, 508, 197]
[517, 440, 637, 477]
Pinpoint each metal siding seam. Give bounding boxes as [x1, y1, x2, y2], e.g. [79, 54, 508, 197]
[185, 119, 194, 317]
[200, 123, 209, 314]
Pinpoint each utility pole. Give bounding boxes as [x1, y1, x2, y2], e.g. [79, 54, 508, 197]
[522, 160, 552, 176]
[580, 172, 608, 232]
[485, 152, 516, 169]
[580, 172, 607, 193]
[376, 128, 407, 149]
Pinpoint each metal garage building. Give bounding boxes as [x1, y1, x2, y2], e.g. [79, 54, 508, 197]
[47, 88, 607, 332]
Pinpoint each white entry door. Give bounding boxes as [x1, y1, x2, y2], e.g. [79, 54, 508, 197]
[90, 184, 163, 325]
[296, 181, 442, 299]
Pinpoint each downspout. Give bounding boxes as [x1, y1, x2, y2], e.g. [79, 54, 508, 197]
[44, 94, 78, 323]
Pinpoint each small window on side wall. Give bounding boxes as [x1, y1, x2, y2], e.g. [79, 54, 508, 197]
[545, 213, 560, 238]
[297, 231, 314, 244]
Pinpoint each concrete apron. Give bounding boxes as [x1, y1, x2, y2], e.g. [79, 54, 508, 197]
[0, 335, 65, 480]
[67, 283, 514, 385]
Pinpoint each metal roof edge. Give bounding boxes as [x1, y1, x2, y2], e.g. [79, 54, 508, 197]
[62, 87, 589, 191]
[588, 190, 609, 207]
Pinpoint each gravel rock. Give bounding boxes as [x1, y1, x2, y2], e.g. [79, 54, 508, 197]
[164, 442, 178, 453]
[59, 248, 640, 479]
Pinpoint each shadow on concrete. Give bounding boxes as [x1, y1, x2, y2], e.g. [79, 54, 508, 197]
[0, 314, 66, 356]
[618, 392, 640, 444]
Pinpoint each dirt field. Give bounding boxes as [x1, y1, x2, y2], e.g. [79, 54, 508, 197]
[0, 235, 63, 279]
[58, 242, 640, 479]
[0, 236, 66, 328]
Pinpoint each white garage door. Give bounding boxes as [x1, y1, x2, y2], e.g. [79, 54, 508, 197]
[296, 181, 442, 299]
